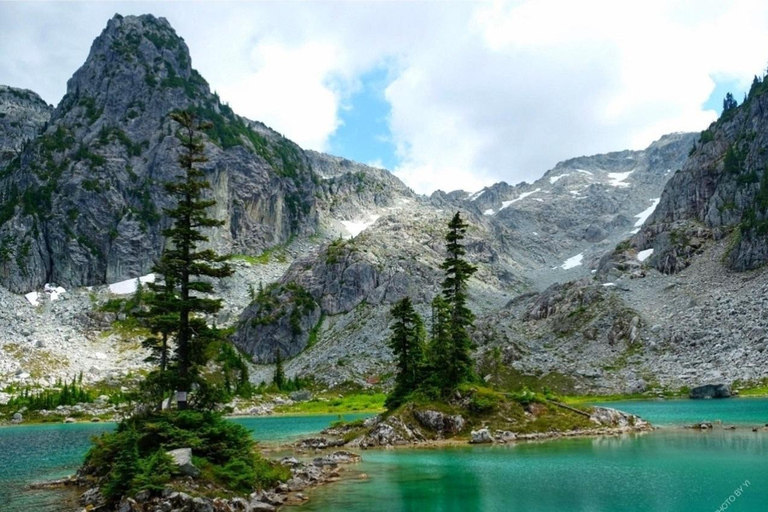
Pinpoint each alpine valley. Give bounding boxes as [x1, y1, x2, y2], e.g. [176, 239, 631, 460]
[2, 13, 767, 403]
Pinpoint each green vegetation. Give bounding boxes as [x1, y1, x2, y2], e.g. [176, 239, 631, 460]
[274, 392, 387, 414]
[699, 128, 714, 144]
[385, 212, 479, 409]
[248, 281, 316, 335]
[385, 297, 426, 409]
[734, 377, 768, 396]
[272, 348, 286, 390]
[83, 411, 288, 504]
[231, 245, 288, 266]
[79, 112, 283, 504]
[5, 375, 91, 411]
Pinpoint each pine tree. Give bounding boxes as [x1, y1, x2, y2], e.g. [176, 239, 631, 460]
[272, 348, 286, 391]
[438, 212, 477, 394]
[426, 294, 452, 393]
[156, 110, 233, 409]
[141, 262, 178, 374]
[723, 92, 738, 113]
[385, 297, 426, 409]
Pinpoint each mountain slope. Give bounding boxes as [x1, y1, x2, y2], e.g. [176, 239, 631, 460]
[0, 14, 317, 293]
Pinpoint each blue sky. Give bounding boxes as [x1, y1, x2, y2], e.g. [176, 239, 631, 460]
[327, 68, 398, 170]
[703, 77, 749, 114]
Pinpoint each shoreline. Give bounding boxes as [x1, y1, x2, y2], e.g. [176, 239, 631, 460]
[6, 392, 768, 428]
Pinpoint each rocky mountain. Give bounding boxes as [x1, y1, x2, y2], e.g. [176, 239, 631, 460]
[233, 134, 699, 385]
[616, 80, 768, 275]
[4, 13, 765, 397]
[480, 85, 768, 395]
[0, 14, 317, 294]
[0, 86, 52, 169]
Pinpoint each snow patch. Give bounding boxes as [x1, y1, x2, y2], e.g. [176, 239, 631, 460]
[25, 291, 40, 306]
[549, 174, 569, 184]
[574, 169, 593, 176]
[483, 209, 494, 216]
[634, 198, 660, 227]
[109, 274, 156, 295]
[606, 171, 633, 187]
[602, 282, 616, 287]
[637, 249, 654, 262]
[499, 188, 541, 211]
[44, 283, 67, 302]
[341, 215, 381, 237]
[467, 189, 486, 201]
[561, 253, 584, 270]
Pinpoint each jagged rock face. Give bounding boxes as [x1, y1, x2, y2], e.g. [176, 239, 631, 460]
[630, 89, 768, 273]
[435, 132, 697, 288]
[0, 14, 317, 293]
[0, 86, 51, 169]
[238, 134, 695, 374]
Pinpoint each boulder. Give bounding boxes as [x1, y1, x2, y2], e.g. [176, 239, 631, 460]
[413, 409, 465, 435]
[689, 384, 731, 399]
[166, 448, 200, 478]
[11, 412, 22, 424]
[470, 428, 493, 444]
[289, 390, 312, 402]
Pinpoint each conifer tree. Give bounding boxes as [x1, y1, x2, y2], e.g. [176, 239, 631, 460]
[155, 110, 233, 409]
[272, 348, 286, 391]
[437, 211, 477, 394]
[385, 297, 426, 409]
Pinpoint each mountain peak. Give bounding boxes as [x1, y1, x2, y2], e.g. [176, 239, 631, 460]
[57, 12, 206, 126]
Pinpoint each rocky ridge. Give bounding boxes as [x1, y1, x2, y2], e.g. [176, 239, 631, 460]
[0, 85, 52, 169]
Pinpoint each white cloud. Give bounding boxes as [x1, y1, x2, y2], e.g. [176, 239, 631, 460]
[217, 40, 343, 150]
[2, 2, 768, 193]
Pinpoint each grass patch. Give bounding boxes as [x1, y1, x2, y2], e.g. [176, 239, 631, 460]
[734, 378, 768, 397]
[274, 392, 386, 414]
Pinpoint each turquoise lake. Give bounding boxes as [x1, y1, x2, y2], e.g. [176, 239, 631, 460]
[1, 400, 767, 511]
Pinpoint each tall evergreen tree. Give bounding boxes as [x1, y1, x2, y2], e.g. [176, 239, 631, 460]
[385, 297, 426, 409]
[272, 348, 286, 391]
[438, 211, 477, 393]
[426, 294, 452, 393]
[155, 111, 233, 409]
[723, 92, 738, 113]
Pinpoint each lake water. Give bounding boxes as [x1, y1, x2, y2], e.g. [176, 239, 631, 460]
[0, 413, 368, 512]
[1, 400, 766, 512]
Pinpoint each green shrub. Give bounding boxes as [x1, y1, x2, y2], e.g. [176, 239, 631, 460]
[83, 410, 288, 503]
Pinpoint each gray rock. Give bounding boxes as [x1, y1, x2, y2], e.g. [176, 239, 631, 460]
[166, 447, 200, 477]
[0, 14, 318, 294]
[413, 409, 465, 435]
[689, 384, 731, 399]
[11, 412, 22, 424]
[470, 428, 492, 444]
[289, 390, 311, 402]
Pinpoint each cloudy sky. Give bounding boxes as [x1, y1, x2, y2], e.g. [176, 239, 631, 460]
[2, 1, 768, 194]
